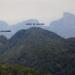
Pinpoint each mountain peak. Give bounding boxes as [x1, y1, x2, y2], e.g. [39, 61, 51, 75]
[63, 12, 75, 17]
[10, 27, 62, 43]
[16, 19, 39, 25]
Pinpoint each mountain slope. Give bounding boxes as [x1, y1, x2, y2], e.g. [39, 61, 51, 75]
[0, 35, 8, 54]
[0, 27, 69, 75]
[0, 27, 75, 75]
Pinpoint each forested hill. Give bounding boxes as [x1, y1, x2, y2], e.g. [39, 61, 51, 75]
[0, 27, 75, 75]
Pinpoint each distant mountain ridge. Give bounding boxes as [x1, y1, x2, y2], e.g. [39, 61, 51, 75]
[0, 19, 40, 38]
[45, 12, 75, 38]
[0, 12, 75, 38]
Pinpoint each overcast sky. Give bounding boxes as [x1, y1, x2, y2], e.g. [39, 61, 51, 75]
[0, 0, 75, 25]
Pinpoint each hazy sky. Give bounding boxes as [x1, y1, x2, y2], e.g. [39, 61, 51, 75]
[0, 0, 75, 25]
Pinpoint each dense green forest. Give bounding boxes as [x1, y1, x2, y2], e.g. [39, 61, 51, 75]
[0, 27, 75, 75]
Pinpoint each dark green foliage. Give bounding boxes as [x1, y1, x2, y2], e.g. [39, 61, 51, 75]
[0, 27, 75, 75]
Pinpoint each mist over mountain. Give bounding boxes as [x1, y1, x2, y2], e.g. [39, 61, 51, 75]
[0, 12, 75, 38]
[0, 19, 40, 38]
